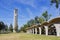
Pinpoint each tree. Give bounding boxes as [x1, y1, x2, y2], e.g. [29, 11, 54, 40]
[35, 16, 40, 24]
[27, 19, 35, 27]
[9, 24, 13, 32]
[20, 24, 28, 32]
[39, 17, 45, 24]
[42, 11, 51, 21]
[0, 21, 5, 30]
[5, 24, 8, 32]
[0, 21, 6, 33]
[51, 0, 60, 8]
[51, 0, 60, 15]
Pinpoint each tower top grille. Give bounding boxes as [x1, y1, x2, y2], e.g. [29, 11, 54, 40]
[14, 8, 18, 13]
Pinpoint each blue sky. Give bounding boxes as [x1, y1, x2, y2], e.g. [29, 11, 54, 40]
[0, 0, 59, 28]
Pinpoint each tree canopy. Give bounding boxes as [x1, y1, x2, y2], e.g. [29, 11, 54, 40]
[51, 0, 60, 8]
[0, 21, 5, 30]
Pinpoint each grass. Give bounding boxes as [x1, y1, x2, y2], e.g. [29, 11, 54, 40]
[0, 33, 60, 40]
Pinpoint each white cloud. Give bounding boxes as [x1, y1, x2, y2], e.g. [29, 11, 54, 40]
[41, 7, 48, 12]
[26, 8, 34, 19]
[15, 0, 37, 8]
[19, 15, 26, 19]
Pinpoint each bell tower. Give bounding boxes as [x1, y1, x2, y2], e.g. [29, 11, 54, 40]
[13, 9, 18, 32]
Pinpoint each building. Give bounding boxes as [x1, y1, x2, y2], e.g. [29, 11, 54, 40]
[13, 9, 18, 32]
[26, 17, 60, 36]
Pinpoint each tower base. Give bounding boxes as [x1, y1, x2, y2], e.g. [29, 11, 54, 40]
[13, 30, 16, 33]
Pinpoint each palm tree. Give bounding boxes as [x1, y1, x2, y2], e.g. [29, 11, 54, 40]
[42, 11, 51, 21]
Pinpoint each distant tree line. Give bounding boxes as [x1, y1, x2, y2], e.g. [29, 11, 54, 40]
[0, 21, 13, 34]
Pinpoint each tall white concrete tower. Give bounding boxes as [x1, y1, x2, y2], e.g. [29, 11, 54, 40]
[13, 9, 18, 32]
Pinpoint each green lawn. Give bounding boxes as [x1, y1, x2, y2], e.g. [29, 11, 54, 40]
[0, 33, 60, 40]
